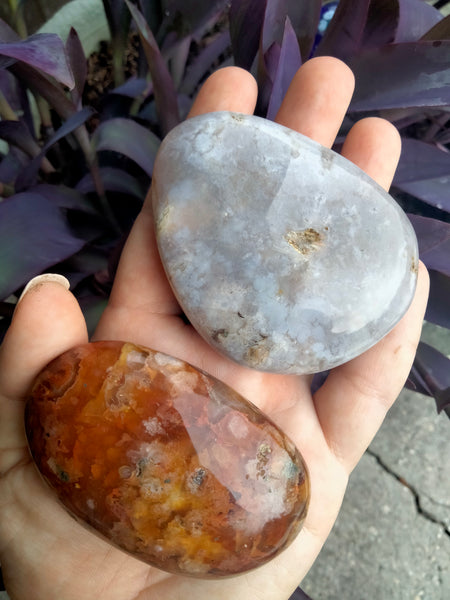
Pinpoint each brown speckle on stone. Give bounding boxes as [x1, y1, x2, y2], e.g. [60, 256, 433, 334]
[285, 228, 324, 256]
[411, 257, 419, 275]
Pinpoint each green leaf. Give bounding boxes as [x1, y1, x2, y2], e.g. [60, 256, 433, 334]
[38, 0, 110, 57]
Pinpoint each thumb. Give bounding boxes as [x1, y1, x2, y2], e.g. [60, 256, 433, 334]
[0, 275, 88, 473]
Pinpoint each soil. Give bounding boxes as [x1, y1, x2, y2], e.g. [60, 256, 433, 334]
[83, 33, 141, 111]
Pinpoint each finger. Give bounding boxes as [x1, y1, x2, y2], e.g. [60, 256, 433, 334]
[0, 276, 87, 473]
[313, 262, 430, 473]
[341, 117, 402, 190]
[187, 66, 258, 118]
[96, 67, 258, 334]
[275, 56, 355, 147]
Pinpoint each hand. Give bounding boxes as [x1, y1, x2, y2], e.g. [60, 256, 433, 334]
[0, 58, 429, 600]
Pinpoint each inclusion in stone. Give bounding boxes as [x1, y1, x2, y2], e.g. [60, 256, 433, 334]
[25, 341, 309, 578]
[152, 112, 419, 374]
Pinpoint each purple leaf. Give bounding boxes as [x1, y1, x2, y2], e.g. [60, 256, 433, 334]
[435, 126, 450, 145]
[395, 139, 450, 184]
[31, 184, 99, 215]
[112, 77, 150, 99]
[17, 106, 96, 191]
[165, 35, 192, 90]
[406, 364, 434, 397]
[362, 0, 400, 48]
[311, 371, 329, 395]
[125, 0, 180, 134]
[393, 139, 450, 212]
[289, 588, 314, 600]
[260, 0, 322, 61]
[413, 342, 450, 413]
[0, 34, 75, 89]
[76, 166, 147, 200]
[315, 0, 371, 61]
[0, 150, 23, 183]
[425, 270, 450, 329]
[180, 29, 231, 95]
[408, 215, 450, 276]
[421, 14, 450, 41]
[261, 0, 295, 52]
[291, 0, 322, 60]
[229, 0, 267, 70]
[93, 117, 160, 177]
[0, 120, 41, 158]
[349, 41, 450, 111]
[0, 192, 86, 298]
[267, 17, 302, 120]
[395, 0, 442, 43]
[0, 18, 20, 43]
[65, 246, 110, 281]
[9, 62, 76, 121]
[66, 28, 87, 107]
[0, 66, 45, 134]
[258, 41, 280, 116]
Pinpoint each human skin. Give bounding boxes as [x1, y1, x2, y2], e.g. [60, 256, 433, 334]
[0, 57, 429, 600]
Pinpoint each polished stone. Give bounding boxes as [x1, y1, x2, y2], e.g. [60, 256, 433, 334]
[25, 341, 309, 578]
[152, 112, 418, 374]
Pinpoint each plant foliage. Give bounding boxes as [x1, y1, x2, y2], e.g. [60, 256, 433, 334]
[0, 0, 449, 417]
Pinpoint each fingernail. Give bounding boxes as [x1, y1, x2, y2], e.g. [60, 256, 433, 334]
[18, 274, 70, 304]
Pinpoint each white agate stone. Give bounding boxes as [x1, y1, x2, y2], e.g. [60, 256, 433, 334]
[152, 112, 418, 374]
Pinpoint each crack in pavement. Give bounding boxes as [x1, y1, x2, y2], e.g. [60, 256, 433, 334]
[366, 448, 450, 538]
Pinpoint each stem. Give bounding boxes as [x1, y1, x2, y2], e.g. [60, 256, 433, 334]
[0, 90, 18, 120]
[14, 2, 28, 38]
[113, 40, 126, 87]
[129, 79, 153, 117]
[423, 112, 450, 143]
[35, 95, 53, 131]
[8, 0, 17, 11]
[0, 90, 55, 174]
[75, 125, 121, 235]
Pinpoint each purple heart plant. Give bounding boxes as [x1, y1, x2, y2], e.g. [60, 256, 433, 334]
[0, 0, 449, 418]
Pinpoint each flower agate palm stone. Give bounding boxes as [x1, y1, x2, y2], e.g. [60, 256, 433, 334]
[152, 112, 418, 374]
[25, 341, 309, 577]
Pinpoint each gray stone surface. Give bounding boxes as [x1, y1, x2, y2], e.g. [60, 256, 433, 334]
[301, 388, 450, 600]
[153, 111, 418, 374]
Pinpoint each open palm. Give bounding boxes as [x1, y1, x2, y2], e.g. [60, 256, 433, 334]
[0, 58, 429, 600]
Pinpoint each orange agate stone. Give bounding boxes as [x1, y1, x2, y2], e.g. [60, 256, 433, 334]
[25, 341, 309, 577]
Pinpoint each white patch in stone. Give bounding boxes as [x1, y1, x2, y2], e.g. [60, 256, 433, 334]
[126, 350, 146, 367]
[152, 352, 184, 368]
[227, 413, 249, 439]
[169, 370, 198, 394]
[142, 417, 165, 436]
